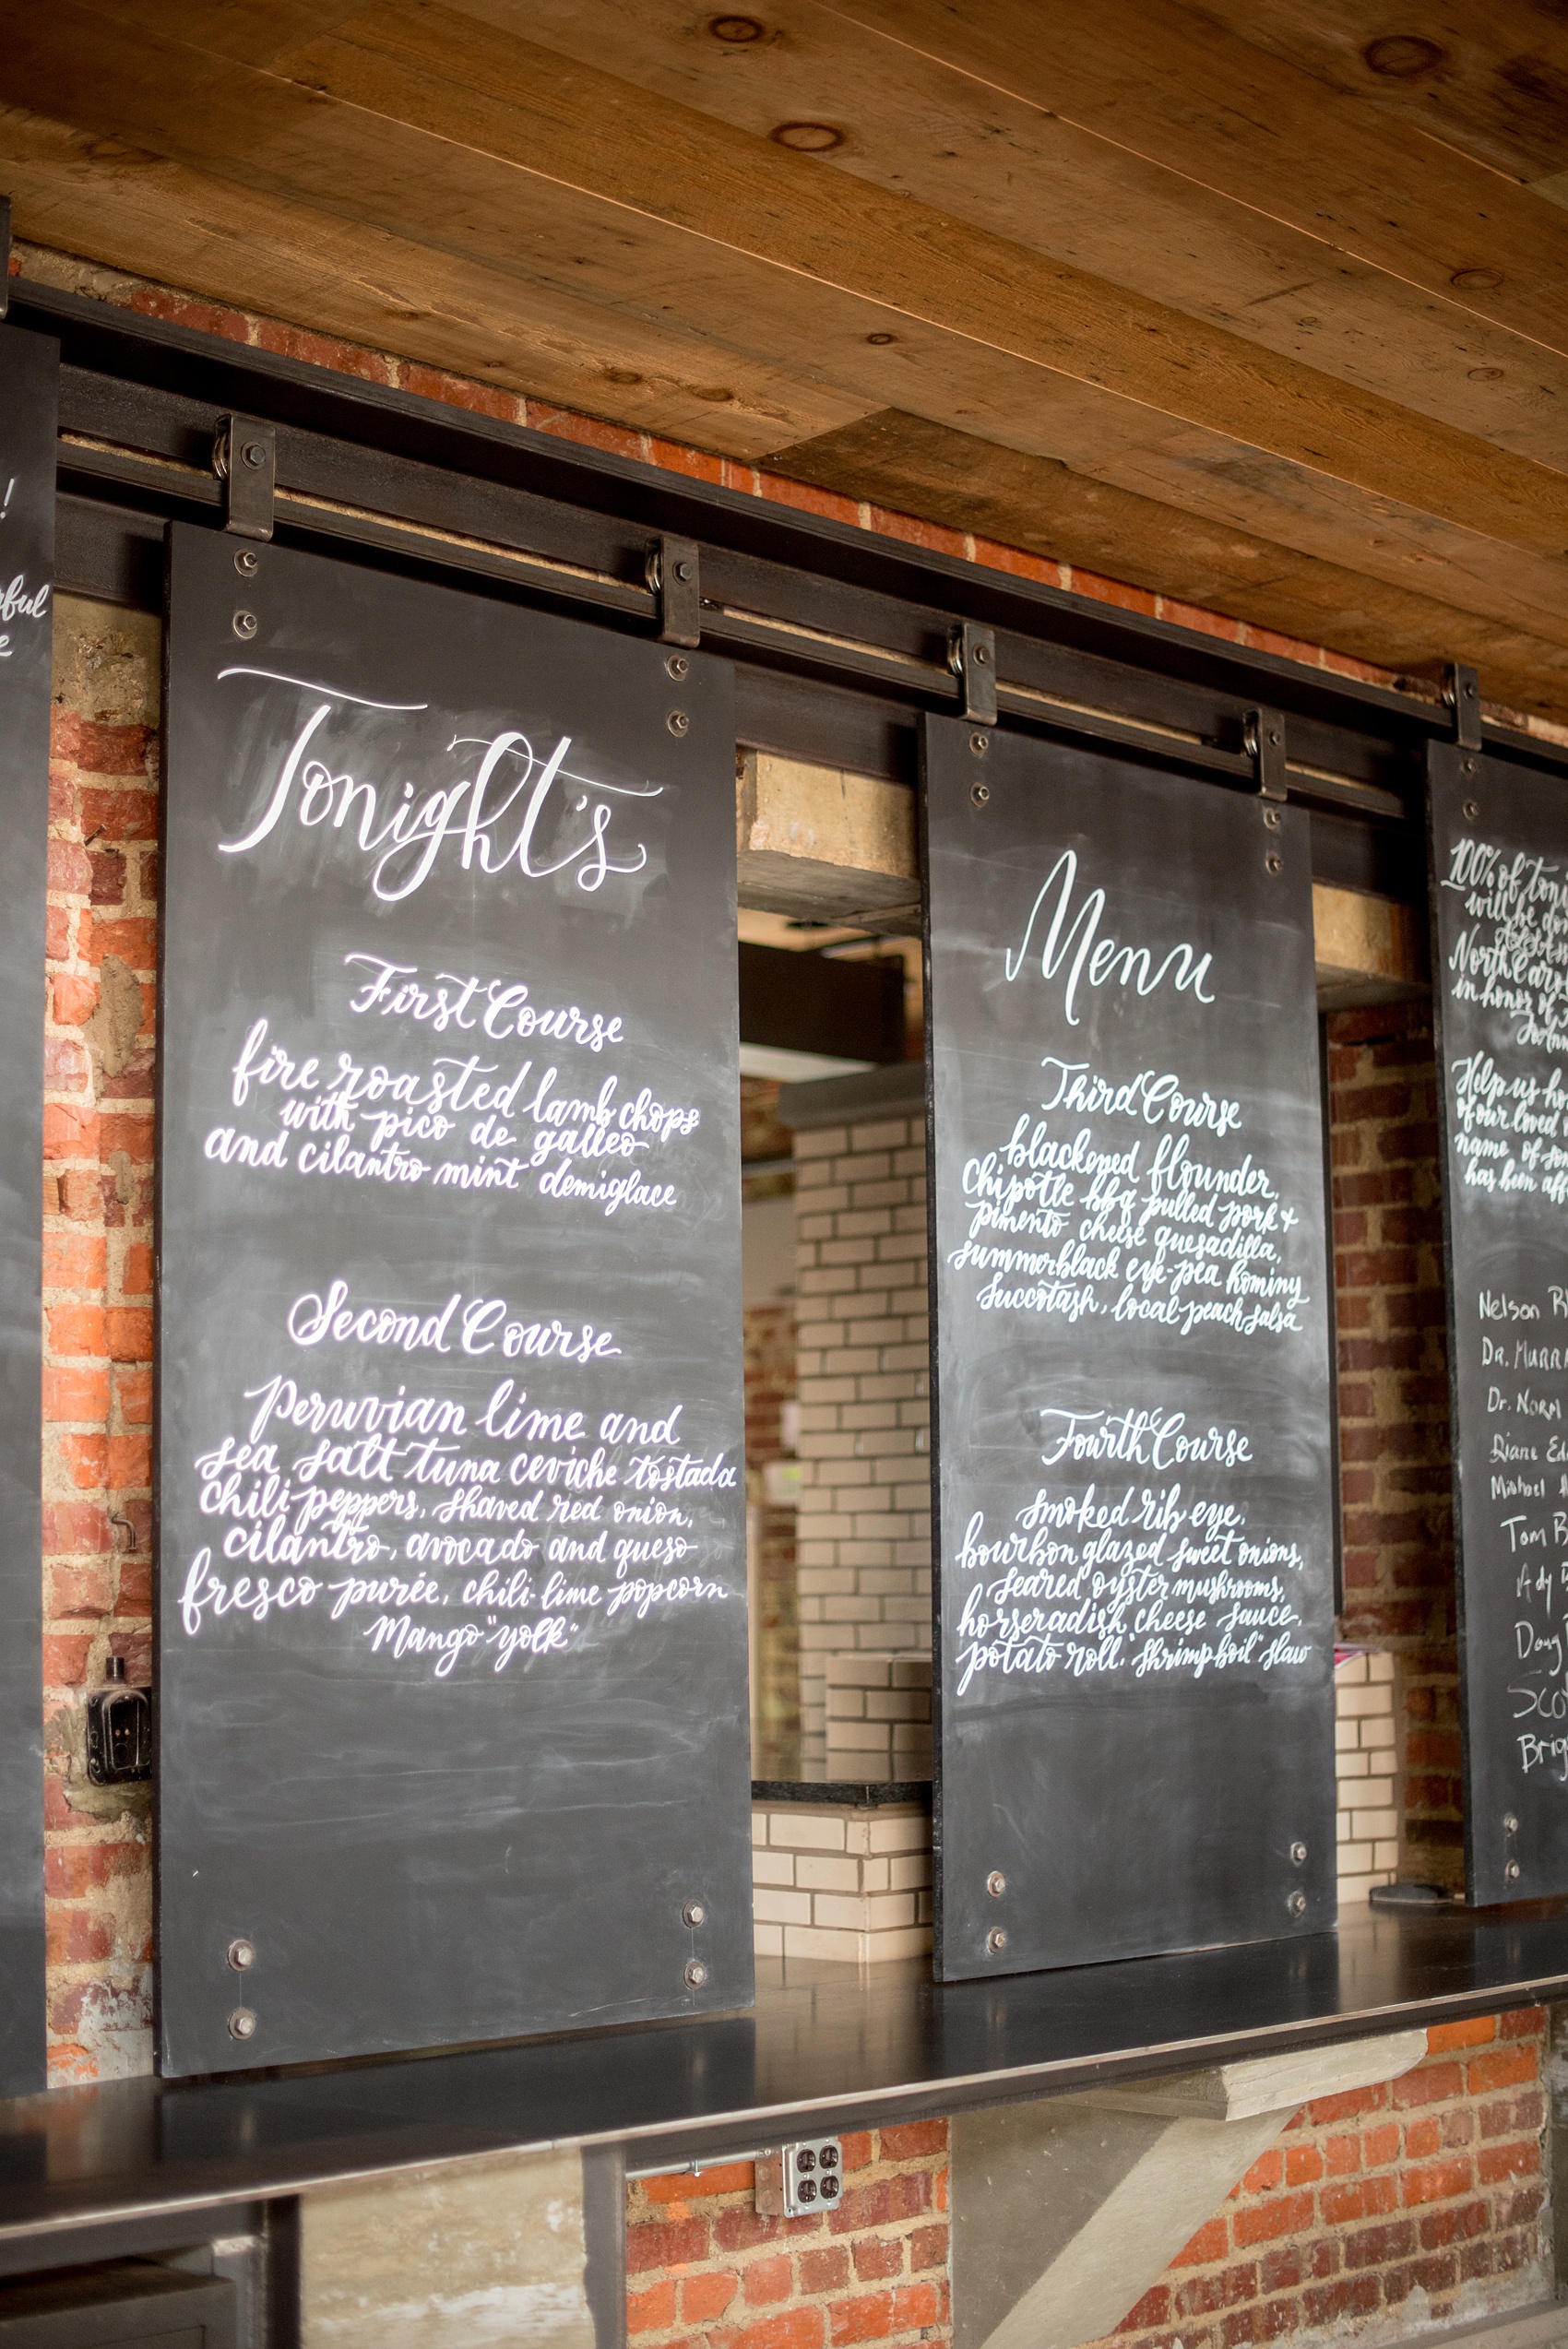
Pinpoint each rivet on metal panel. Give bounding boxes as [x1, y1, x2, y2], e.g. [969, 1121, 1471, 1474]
[668, 710, 689, 736]
[683, 1960, 708, 1988]
[1263, 806, 1281, 831]
[1505, 1860, 1522, 1884]
[683, 1901, 707, 1927]
[233, 548, 258, 577]
[1463, 799, 1479, 822]
[970, 781, 990, 807]
[1290, 1841, 1308, 1866]
[666, 653, 689, 681]
[968, 730, 989, 757]
[1503, 1812, 1519, 1833]
[227, 1938, 255, 1972]
[985, 1871, 1006, 1897]
[1288, 1889, 1308, 1916]
[232, 611, 257, 640]
[985, 1928, 1007, 1955]
[1265, 851, 1283, 876]
[228, 2008, 257, 2041]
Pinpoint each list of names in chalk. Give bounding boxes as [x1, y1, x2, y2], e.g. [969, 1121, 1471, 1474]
[1433, 804, 1568, 1830]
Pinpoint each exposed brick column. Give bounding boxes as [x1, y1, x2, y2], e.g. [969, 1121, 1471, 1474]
[745, 1297, 801, 1773]
[1328, 1002, 1461, 1890]
[41, 597, 158, 2082]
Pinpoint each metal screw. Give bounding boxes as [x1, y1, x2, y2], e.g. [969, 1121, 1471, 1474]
[1463, 798, 1479, 821]
[228, 2007, 257, 2041]
[233, 548, 258, 576]
[973, 641, 991, 665]
[986, 1870, 1006, 1897]
[674, 559, 694, 582]
[1464, 679, 1478, 699]
[1288, 1889, 1308, 1916]
[969, 730, 989, 756]
[1504, 1813, 1519, 1833]
[232, 611, 257, 640]
[1290, 1841, 1308, 1866]
[665, 653, 689, 681]
[227, 1937, 255, 1972]
[1263, 805, 1281, 830]
[970, 781, 991, 807]
[985, 1928, 1007, 1955]
[1461, 756, 1477, 776]
[1265, 851, 1283, 876]
[668, 710, 689, 736]
[683, 1959, 708, 1988]
[683, 1901, 707, 1928]
[242, 441, 267, 469]
[1505, 1860, 1522, 1884]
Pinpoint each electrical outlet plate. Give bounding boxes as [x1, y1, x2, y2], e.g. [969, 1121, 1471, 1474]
[779, 2138, 842, 2216]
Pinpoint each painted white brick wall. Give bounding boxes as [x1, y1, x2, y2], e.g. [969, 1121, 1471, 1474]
[792, 1111, 932, 1766]
[1335, 1650, 1397, 1902]
[825, 1651, 932, 1778]
[751, 1801, 932, 1963]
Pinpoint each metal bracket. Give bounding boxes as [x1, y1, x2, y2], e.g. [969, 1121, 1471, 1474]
[1244, 707, 1288, 801]
[1443, 661, 1482, 752]
[647, 534, 701, 647]
[949, 622, 998, 726]
[212, 415, 277, 541]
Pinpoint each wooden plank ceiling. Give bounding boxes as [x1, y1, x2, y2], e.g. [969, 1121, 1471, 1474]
[5, 0, 1568, 712]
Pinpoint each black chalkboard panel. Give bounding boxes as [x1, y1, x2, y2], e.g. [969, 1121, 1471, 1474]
[158, 525, 751, 2074]
[923, 716, 1337, 1978]
[0, 326, 53, 2096]
[1429, 746, 1568, 1904]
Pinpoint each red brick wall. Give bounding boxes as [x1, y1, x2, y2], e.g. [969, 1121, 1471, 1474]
[1328, 1002, 1461, 1889]
[1089, 2010, 1550, 2347]
[42, 597, 159, 2082]
[627, 2124, 949, 2349]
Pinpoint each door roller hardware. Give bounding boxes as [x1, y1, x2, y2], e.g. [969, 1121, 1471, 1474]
[1244, 708, 1288, 802]
[212, 415, 277, 541]
[647, 534, 701, 647]
[949, 622, 997, 726]
[1443, 659, 1482, 751]
[755, 2137, 842, 2216]
[86, 1657, 151, 1785]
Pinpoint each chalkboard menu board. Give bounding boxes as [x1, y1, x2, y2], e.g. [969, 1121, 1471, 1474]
[1430, 745, 1568, 1904]
[0, 326, 53, 2096]
[923, 716, 1336, 1978]
[159, 525, 751, 2074]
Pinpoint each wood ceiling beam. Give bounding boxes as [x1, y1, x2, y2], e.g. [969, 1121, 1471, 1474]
[6, 0, 1568, 706]
[767, 408, 1568, 710]
[1194, 0, 1568, 192]
[829, 0, 1568, 357]
[480, 0, 1568, 478]
[7, 0, 1568, 592]
[0, 105, 873, 455]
